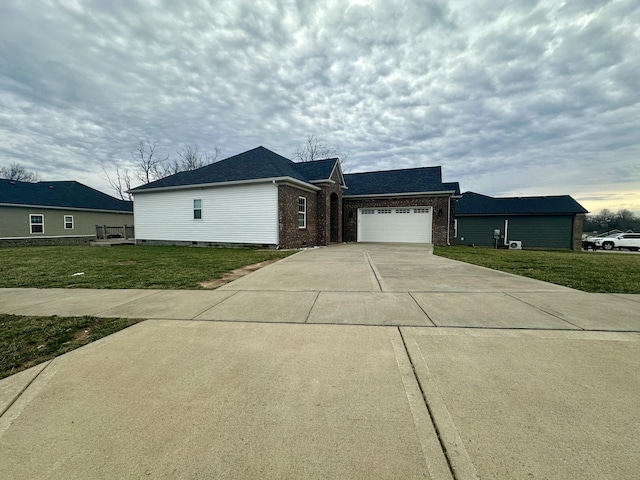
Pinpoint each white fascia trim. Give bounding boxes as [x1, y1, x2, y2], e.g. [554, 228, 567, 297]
[130, 176, 320, 194]
[310, 179, 336, 185]
[329, 162, 346, 186]
[0, 203, 132, 214]
[344, 190, 456, 199]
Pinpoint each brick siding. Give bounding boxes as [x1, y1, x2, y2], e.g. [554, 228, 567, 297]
[278, 185, 318, 249]
[343, 195, 455, 246]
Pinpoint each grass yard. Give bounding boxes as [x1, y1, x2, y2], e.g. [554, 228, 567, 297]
[0, 245, 295, 289]
[434, 246, 640, 294]
[0, 314, 145, 379]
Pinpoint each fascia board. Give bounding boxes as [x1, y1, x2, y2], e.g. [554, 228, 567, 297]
[0, 203, 132, 214]
[129, 176, 320, 194]
[343, 190, 456, 199]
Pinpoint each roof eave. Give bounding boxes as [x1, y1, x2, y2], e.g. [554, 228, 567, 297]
[343, 190, 457, 199]
[456, 211, 585, 216]
[0, 203, 132, 214]
[129, 176, 321, 194]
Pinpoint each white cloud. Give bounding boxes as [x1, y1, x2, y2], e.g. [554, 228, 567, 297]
[0, 0, 638, 214]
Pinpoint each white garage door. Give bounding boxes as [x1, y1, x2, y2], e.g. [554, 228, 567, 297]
[357, 207, 433, 243]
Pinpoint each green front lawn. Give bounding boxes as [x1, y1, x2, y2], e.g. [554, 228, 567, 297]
[0, 314, 145, 379]
[0, 245, 295, 289]
[434, 246, 640, 293]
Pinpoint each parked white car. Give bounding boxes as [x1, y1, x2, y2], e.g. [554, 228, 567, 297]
[594, 233, 640, 251]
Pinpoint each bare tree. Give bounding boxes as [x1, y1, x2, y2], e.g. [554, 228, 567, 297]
[0, 162, 41, 182]
[293, 134, 339, 162]
[131, 139, 170, 184]
[174, 144, 220, 172]
[105, 140, 220, 199]
[292, 134, 350, 171]
[103, 165, 132, 201]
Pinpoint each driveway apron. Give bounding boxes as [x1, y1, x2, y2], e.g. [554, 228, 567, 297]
[1, 243, 639, 479]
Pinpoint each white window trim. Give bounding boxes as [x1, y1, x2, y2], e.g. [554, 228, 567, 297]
[193, 199, 202, 220]
[298, 196, 307, 229]
[64, 215, 74, 230]
[30, 214, 44, 234]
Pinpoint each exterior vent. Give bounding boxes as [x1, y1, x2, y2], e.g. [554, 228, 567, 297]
[509, 241, 522, 250]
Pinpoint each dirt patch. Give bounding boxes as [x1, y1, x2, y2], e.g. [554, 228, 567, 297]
[72, 329, 91, 344]
[199, 258, 281, 289]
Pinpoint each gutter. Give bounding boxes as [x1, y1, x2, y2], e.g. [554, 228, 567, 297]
[0, 203, 133, 214]
[129, 176, 321, 194]
[343, 190, 457, 199]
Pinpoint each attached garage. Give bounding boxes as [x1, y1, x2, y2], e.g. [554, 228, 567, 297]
[342, 166, 460, 246]
[357, 206, 433, 243]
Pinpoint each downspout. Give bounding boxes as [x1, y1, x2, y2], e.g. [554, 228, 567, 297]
[273, 180, 280, 249]
[503, 219, 509, 247]
[447, 197, 451, 245]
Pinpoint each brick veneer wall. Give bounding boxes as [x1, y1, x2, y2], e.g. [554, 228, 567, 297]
[315, 179, 343, 245]
[0, 236, 95, 247]
[278, 185, 318, 249]
[343, 195, 455, 246]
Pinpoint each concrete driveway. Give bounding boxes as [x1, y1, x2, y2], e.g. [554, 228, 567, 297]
[1, 243, 639, 479]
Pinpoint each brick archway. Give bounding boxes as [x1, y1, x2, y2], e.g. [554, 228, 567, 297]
[330, 193, 339, 243]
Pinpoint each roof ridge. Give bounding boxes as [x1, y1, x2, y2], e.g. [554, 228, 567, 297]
[345, 165, 441, 176]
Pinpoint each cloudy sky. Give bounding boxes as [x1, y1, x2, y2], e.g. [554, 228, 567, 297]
[1, 0, 639, 215]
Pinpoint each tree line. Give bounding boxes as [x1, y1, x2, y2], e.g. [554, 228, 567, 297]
[583, 209, 640, 233]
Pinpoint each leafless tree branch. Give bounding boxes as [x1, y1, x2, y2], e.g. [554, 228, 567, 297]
[0, 162, 41, 182]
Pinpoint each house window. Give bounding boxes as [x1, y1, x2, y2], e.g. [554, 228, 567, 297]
[30, 214, 44, 234]
[396, 208, 410, 214]
[193, 199, 202, 220]
[298, 197, 307, 228]
[378, 209, 392, 214]
[361, 209, 375, 214]
[64, 215, 74, 229]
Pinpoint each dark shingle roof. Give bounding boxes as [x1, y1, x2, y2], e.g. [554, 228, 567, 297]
[343, 166, 459, 196]
[456, 192, 588, 215]
[130, 146, 340, 192]
[294, 158, 339, 182]
[0, 179, 133, 212]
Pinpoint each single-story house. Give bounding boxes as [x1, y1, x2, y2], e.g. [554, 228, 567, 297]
[0, 179, 133, 246]
[130, 146, 460, 249]
[454, 192, 588, 250]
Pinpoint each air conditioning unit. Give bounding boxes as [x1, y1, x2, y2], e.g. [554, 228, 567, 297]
[509, 240, 522, 250]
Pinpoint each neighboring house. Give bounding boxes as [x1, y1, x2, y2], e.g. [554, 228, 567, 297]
[0, 179, 133, 246]
[455, 192, 588, 250]
[130, 146, 460, 248]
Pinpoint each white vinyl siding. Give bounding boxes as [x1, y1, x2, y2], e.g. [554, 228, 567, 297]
[134, 183, 279, 244]
[357, 206, 432, 243]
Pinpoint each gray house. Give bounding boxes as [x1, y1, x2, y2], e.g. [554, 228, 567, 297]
[0, 179, 133, 246]
[455, 192, 588, 250]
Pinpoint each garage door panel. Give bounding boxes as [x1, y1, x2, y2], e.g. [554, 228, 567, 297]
[358, 207, 432, 243]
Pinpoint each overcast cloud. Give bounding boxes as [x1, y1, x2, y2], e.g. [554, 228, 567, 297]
[1, 0, 639, 214]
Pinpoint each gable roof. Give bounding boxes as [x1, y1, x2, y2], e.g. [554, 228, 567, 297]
[456, 192, 588, 215]
[130, 146, 342, 192]
[0, 179, 133, 212]
[343, 166, 460, 197]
